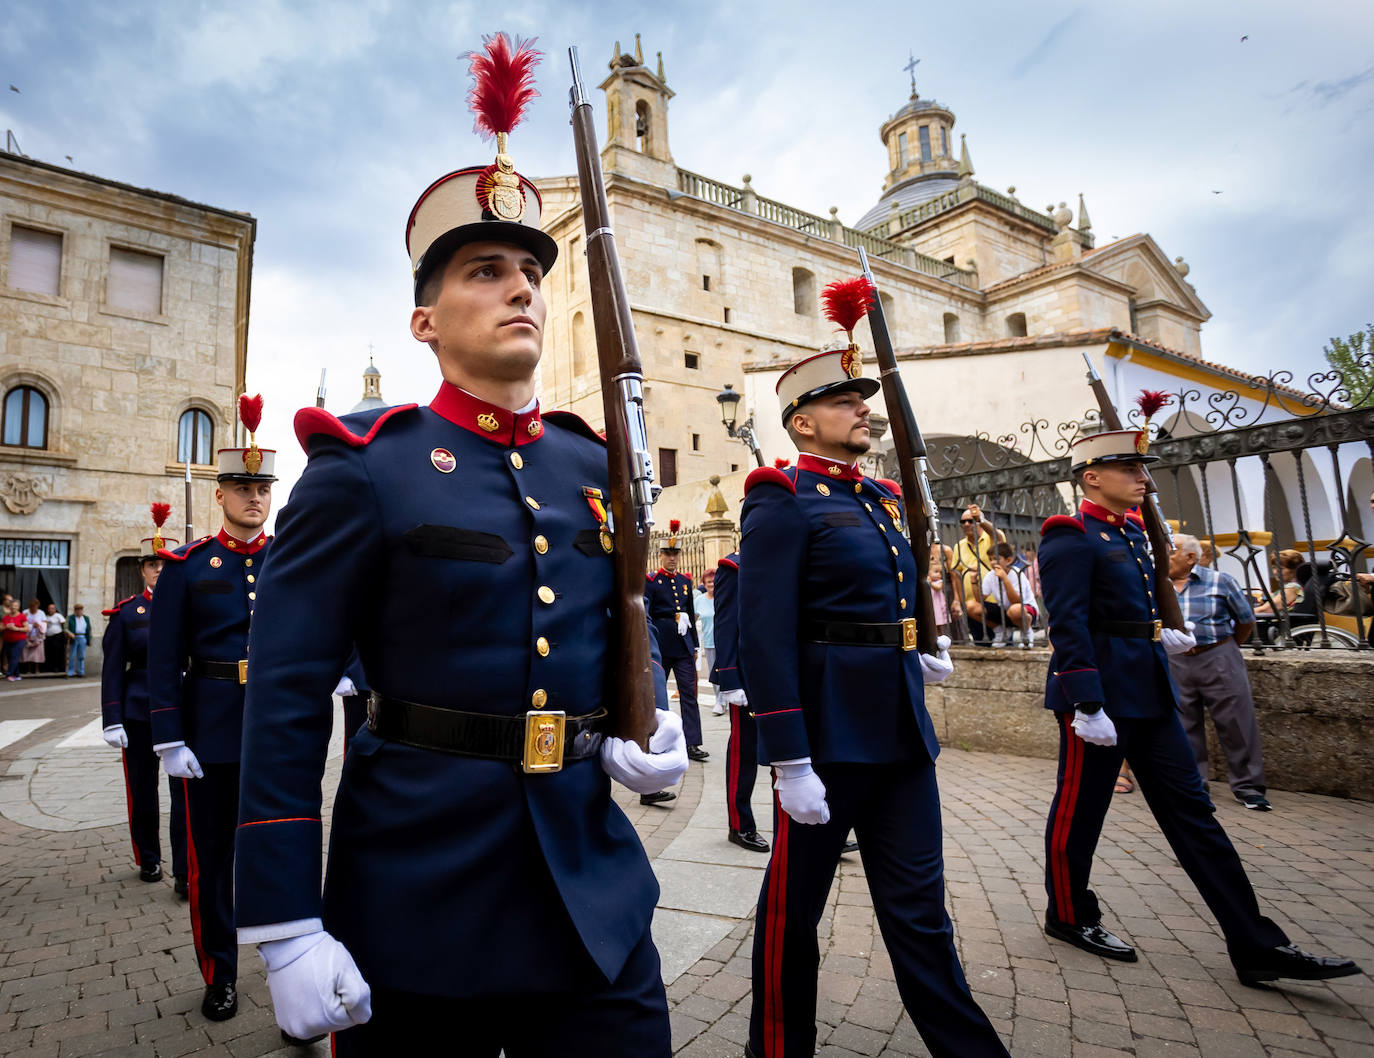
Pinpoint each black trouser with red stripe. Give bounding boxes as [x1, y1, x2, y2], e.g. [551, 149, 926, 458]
[183, 765, 240, 986]
[1044, 710, 1288, 960]
[725, 703, 759, 834]
[749, 761, 1007, 1058]
[119, 719, 187, 877]
[666, 655, 703, 746]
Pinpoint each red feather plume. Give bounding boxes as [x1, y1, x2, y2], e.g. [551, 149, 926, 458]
[1135, 390, 1170, 420]
[669, 519, 681, 533]
[150, 502, 170, 527]
[821, 277, 876, 335]
[773, 458, 791, 469]
[239, 393, 263, 434]
[467, 33, 541, 139]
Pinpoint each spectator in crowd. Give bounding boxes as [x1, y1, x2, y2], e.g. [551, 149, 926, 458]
[1199, 539, 1216, 567]
[952, 503, 1004, 644]
[3, 599, 29, 680]
[0, 593, 11, 677]
[927, 543, 962, 638]
[66, 604, 91, 677]
[981, 541, 1039, 647]
[697, 568, 722, 715]
[1167, 533, 1269, 811]
[1253, 549, 1304, 615]
[1022, 543, 1042, 605]
[21, 599, 46, 675]
[43, 603, 66, 674]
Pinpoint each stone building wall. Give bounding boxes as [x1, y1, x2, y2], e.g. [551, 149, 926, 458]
[925, 647, 1374, 799]
[0, 152, 254, 650]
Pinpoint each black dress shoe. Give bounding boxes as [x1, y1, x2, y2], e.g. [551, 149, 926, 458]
[1234, 944, 1362, 986]
[1044, 918, 1138, 962]
[686, 745, 710, 762]
[282, 1029, 327, 1046]
[201, 981, 238, 1021]
[173, 875, 188, 898]
[728, 830, 770, 853]
[639, 790, 676, 806]
[841, 839, 859, 855]
[139, 862, 162, 883]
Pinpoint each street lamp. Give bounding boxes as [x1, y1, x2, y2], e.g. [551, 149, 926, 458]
[715, 383, 764, 467]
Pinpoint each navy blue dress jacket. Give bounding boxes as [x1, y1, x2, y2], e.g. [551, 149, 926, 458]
[100, 589, 153, 727]
[737, 456, 940, 766]
[710, 552, 742, 693]
[1038, 499, 1178, 718]
[235, 384, 663, 999]
[645, 568, 698, 663]
[148, 529, 269, 762]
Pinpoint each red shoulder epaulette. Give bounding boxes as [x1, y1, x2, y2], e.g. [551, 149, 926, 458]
[1125, 509, 1145, 528]
[1041, 515, 1085, 535]
[876, 477, 902, 497]
[293, 404, 418, 453]
[543, 410, 606, 446]
[744, 466, 796, 496]
[682, 571, 693, 581]
[101, 594, 138, 617]
[646, 572, 655, 582]
[718, 556, 739, 571]
[158, 535, 215, 563]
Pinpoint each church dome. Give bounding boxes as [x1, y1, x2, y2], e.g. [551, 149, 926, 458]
[859, 85, 965, 232]
[350, 357, 387, 413]
[855, 173, 960, 232]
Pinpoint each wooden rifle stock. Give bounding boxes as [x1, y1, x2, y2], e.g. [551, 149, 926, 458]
[568, 47, 657, 749]
[1081, 354, 1186, 632]
[857, 249, 939, 655]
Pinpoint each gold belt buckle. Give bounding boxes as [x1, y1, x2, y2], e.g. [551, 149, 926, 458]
[1151, 620, 1162, 642]
[237, 659, 248, 684]
[900, 618, 918, 651]
[522, 710, 566, 773]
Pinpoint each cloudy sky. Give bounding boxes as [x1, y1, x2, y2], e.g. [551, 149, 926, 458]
[4, 0, 1372, 506]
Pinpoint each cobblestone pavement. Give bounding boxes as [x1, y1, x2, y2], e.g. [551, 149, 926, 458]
[0, 681, 1370, 1056]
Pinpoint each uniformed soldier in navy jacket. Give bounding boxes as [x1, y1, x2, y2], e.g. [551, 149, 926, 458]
[1039, 426, 1361, 987]
[232, 40, 687, 1053]
[148, 398, 275, 1024]
[740, 341, 1009, 1058]
[711, 550, 767, 852]
[645, 525, 708, 763]
[100, 513, 187, 894]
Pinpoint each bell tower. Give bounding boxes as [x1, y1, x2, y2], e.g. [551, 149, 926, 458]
[878, 62, 958, 192]
[598, 34, 676, 187]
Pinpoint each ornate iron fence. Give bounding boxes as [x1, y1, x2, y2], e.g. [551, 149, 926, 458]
[899, 358, 1374, 651]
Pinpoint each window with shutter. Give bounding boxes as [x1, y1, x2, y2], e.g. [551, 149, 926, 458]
[7, 226, 62, 296]
[107, 247, 164, 315]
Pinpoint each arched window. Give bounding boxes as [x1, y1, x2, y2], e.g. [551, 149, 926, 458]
[879, 291, 897, 330]
[634, 100, 651, 153]
[177, 408, 213, 464]
[572, 311, 590, 378]
[2, 385, 48, 449]
[1006, 312, 1028, 338]
[792, 267, 816, 316]
[943, 312, 961, 344]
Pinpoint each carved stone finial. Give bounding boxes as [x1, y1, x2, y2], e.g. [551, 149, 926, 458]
[957, 134, 974, 180]
[829, 206, 839, 217]
[1053, 201, 1073, 230]
[1007, 185, 1017, 197]
[1174, 256, 1191, 278]
[705, 475, 728, 516]
[634, 33, 643, 65]
[1077, 193, 1093, 233]
[656, 51, 666, 83]
[610, 40, 620, 69]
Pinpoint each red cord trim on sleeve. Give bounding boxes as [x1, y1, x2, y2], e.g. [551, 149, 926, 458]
[236, 816, 321, 829]
[744, 466, 797, 496]
[1057, 668, 1097, 674]
[754, 708, 803, 716]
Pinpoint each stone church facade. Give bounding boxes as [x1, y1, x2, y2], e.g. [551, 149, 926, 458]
[0, 150, 255, 636]
[534, 38, 1258, 529]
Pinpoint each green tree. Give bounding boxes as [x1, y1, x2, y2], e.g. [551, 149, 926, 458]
[1323, 324, 1374, 407]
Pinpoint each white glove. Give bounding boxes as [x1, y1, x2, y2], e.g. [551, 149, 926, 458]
[1160, 621, 1198, 656]
[102, 725, 128, 750]
[599, 709, 689, 794]
[918, 635, 954, 685]
[333, 675, 357, 697]
[1071, 708, 1117, 747]
[676, 612, 690, 636]
[259, 931, 372, 1039]
[719, 688, 748, 707]
[158, 744, 204, 779]
[775, 762, 830, 825]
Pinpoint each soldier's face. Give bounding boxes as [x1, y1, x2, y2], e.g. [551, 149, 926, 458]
[1084, 462, 1148, 509]
[411, 241, 547, 385]
[796, 391, 871, 456]
[141, 560, 163, 591]
[216, 481, 273, 532]
[661, 553, 678, 573]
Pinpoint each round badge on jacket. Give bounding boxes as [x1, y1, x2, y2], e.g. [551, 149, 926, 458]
[431, 448, 456, 474]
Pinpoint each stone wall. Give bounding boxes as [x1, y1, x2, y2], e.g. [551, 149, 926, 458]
[925, 646, 1374, 800]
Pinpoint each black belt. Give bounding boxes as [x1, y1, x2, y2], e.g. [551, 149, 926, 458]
[803, 618, 918, 651]
[188, 657, 247, 683]
[1097, 620, 1162, 641]
[367, 693, 608, 772]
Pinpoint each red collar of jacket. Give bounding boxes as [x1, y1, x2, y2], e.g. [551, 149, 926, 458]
[1079, 499, 1134, 527]
[217, 527, 268, 554]
[429, 382, 544, 447]
[796, 453, 864, 483]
